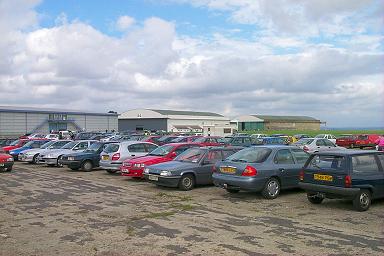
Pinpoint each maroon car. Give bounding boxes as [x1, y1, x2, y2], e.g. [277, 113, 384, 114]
[336, 134, 358, 148]
[355, 134, 380, 148]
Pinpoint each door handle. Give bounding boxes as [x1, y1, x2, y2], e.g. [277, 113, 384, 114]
[279, 168, 285, 172]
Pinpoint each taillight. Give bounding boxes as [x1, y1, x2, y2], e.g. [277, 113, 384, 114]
[112, 153, 120, 161]
[303, 146, 309, 152]
[242, 165, 257, 176]
[299, 170, 304, 181]
[345, 175, 352, 188]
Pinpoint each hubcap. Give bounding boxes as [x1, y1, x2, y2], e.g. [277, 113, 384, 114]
[267, 181, 279, 196]
[183, 178, 192, 188]
[359, 193, 369, 207]
[84, 163, 91, 170]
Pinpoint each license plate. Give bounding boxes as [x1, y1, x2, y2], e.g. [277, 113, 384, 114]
[314, 174, 333, 182]
[121, 169, 129, 173]
[148, 175, 159, 181]
[102, 155, 109, 160]
[220, 167, 236, 174]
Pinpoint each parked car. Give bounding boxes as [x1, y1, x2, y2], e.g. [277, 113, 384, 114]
[299, 150, 384, 211]
[315, 134, 337, 144]
[156, 135, 181, 145]
[355, 134, 380, 149]
[294, 134, 310, 140]
[38, 140, 96, 166]
[0, 153, 14, 172]
[45, 134, 59, 140]
[140, 135, 162, 144]
[0, 139, 17, 148]
[9, 139, 51, 160]
[144, 147, 241, 190]
[59, 141, 115, 171]
[2, 139, 30, 154]
[193, 136, 223, 146]
[170, 136, 202, 143]
[121, 143, 202, 178]
[336, 134, 358, 148]
[100, 141, 158, 173]
[293, 138, 344, 153]
[255, 137, 289, 145]
[250, 134, 267, 139]
[212, 146, 309, 198]
[225, 136, 254, 147]
[19, 140, 72, 164]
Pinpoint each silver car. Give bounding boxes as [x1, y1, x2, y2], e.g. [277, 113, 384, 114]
[293, 138, 344, 153]
[100, 141, 158, 173]
[38, 140, 96, 166]
[19, 140, 72, 163]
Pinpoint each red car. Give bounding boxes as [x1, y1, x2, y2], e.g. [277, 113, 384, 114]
[0, 153, 14, 172]
[170, 136, 203, 143]
[120, 143, 202, 178]
[2, 139, 30, 153]
[140, 135, 162, 144]
[336, 134, 358, 148]
[193, 136, 223, 146]
[355, 134, 380, 148]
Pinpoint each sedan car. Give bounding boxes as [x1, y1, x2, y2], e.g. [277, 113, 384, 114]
[59, 141, 115, 171]
[9, 139, 51, 160]
[299, 150, 384, 211]
[0, 153, 14, 172]
[213, 146, 310, 198]
[293, 138, 344, 153]
[315, 134, 337, 144]
[100, 141, 158, 173]
[19, 140, 72, 164]
[335, 134, 358, 148]
[38, 140, 96, 166]
[144, 147, 241, 190]
[121, 143, 202, 178]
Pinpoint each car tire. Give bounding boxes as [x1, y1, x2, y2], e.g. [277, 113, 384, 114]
[7, 166, 12, 172]
[261, 178, 280, 199]
[178, 174, 195, 191]
[57, 156, 63, 167]
[106, 170, 117, 174]
[226, 188, 240, 194]
[32, 154, 39, 164]
[81, 161, 93, 172]
[353, 189, 371, 212]
[307, 193, 324, 204]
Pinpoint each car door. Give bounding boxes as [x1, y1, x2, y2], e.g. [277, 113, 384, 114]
[196, 150, 222, 184]
[314, 139, 326, 152]
[273, 149, 298, 188]
[127, 143, 148, 159]
[324, 139, 338, 151]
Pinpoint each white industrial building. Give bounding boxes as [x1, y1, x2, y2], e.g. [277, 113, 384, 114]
[118, 109, 235, 136]
[0, 106, 118, 138]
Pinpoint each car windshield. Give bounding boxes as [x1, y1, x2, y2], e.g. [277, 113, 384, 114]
[104, 143, 119, 153]
[10, 140, 20, 146]
[294, 139, 314, 145]
[193, 137, 208, 143]
[307, 155, 346, 172]
[358, 135, 368, 140]
[61, 141, 77, 149]
[84, 142, 103, 152]
[24, 141, 37, 147]
[171, 137, 185, 143]
[227, 147, 272, 163]
[148, 145, 174, 156]
[175, 148, 205, 163]
[40, 141, 55, 149]
[315, 134, 325, 138]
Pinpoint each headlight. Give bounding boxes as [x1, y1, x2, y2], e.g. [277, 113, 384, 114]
[9, 151, 15, 155]
[7, 157, 14, 162]
[160, 170, 172, 176]
[134, 163, 145, 168]
[143, 168, 150, 174]
[68, 157, 75, 161]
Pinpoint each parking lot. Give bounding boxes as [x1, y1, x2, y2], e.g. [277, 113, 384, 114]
[1, 162, 383, 256]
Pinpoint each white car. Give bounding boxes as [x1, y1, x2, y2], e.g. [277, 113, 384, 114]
[315, 134, 337, 144]
[45, 134, 59, 140]
[38, 140, 96, 166]
[19, 140, 72, 163]
[293, 138, 344, 153]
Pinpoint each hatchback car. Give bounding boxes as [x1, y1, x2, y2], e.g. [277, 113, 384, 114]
[0, 153, 14, 172]
[293, 138, 344, 153]
[336, 134, 358, 148]
[299, 150, 384, 211]
[100, 141, 158, 173]
[213, 146, 309, 198]
[355, 134, 380, 149]
[144, 147, 241, 190]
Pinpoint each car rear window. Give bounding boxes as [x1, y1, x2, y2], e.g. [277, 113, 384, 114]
[306, 155, 346, 172]
[104, 143, 120, 153]
[226, 147, 271, 163]
[358, 135, 368, 140]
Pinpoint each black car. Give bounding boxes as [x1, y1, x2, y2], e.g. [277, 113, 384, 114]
[299, 150, 384, 211]
[59, 141, 115, 171]
[144, 147, 241, 190]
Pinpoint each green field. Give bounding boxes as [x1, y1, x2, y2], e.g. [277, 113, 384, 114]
[242, 130, 384, 137]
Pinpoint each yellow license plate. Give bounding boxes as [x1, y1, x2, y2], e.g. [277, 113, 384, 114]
[314, 174, 333, 181]
[102, 155, 109, 160]
[220, 167, 236, 174]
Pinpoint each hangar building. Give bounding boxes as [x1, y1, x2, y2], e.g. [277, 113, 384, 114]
[0, 106, 118, 138]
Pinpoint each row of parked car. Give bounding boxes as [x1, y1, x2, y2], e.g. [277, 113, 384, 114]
[1, 132, 384, 212]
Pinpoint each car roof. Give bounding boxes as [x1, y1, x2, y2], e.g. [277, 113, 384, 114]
[314, 150, 379, 156]
[200, 146, 242, 150]
[163, 142, 202, 146]
[250, 145, 297, 149]
[118, 140, 155, 145]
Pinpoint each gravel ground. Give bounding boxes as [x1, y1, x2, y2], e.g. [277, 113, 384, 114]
[0, 162, 383, 256]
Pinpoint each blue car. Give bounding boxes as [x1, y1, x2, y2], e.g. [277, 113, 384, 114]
[299, 150, 384, 211]
[10, 140, 51, 160]
[213, 145, 309, 199]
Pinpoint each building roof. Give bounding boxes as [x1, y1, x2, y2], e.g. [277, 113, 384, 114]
[0, 106, 118, 116]
[150, 109, 223, 117]
[252, 115, 320, 122]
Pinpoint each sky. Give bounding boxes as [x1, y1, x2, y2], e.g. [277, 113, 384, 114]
[0, 0, 383, 128]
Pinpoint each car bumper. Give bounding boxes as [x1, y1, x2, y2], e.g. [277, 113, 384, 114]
[144, 174, 181, 188]
[38, 157, 58, 165]
[299, 182, 360, 197]
[0, 162, 13, 171]
[59, 159, 81, 169]
[212, 173, 267, 192]
[18, 154, 35, 162]
[121, 167, 144, 177]
[99, 161, 122, 170]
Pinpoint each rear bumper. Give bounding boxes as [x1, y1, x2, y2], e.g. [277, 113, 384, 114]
[99, 161, 122, 170]
[212, 173, 266, 192]
[144, 174, 181, 188]
[299, 182, 360, 197]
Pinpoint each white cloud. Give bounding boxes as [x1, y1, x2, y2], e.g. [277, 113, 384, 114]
[116, 15, 135, 31]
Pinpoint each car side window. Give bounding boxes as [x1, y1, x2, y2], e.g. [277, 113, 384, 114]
[206, 150, 222, 162]
[222, 150, 236, 159]
[324, 140, 335, 147]
[274, 149, 295, 164]
[145, 144, 157, 152]
[128, 143, 146, 153]
[316, 140, 325, 146]
[291, 149, 309, 164]
[377, 154, 384, 170]
[352, 155, 380, 174]
[76, 142, 88, 149]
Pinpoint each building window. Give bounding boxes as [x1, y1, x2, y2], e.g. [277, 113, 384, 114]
[49, 114, 68, 121]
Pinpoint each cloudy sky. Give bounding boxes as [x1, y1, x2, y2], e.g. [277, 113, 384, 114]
[0, 0, 383, 127]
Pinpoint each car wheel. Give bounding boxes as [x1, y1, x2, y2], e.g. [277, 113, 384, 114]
[106, 170, 117, 174]
[226, 188, 240, 194]
[307, 193, 324, 204]
[81, 161, 93, 172]
[178, 174, 195, 191]
[261, 178, 280, 199]
[353, 189, 371, 212]
[32, 154, 39, 164]
[57, 156, 63, 167]
[6, 166, 12, 172]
